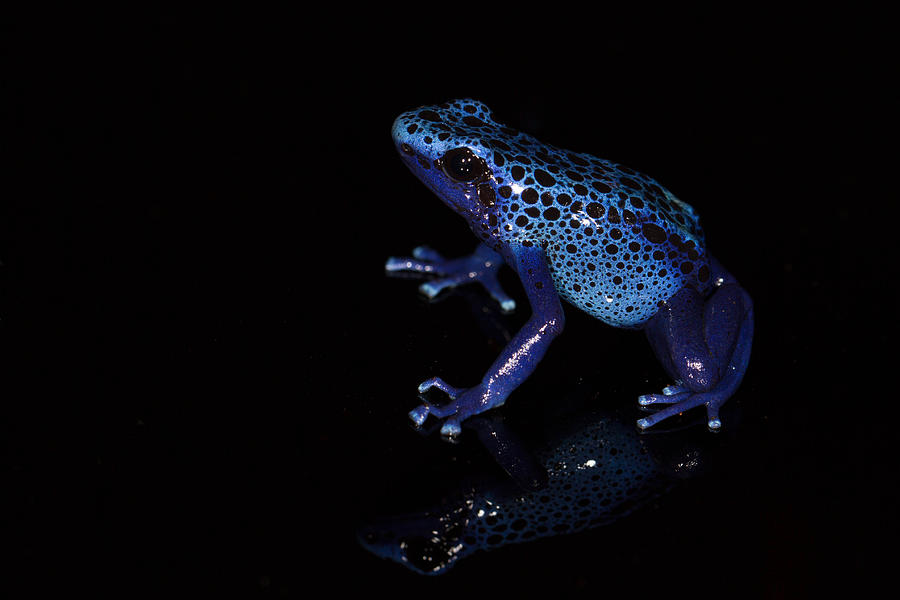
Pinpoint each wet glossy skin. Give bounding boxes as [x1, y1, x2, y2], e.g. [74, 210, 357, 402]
[387, 99, 753, 435]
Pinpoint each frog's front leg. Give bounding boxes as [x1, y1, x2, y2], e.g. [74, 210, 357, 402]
[385, 243, 516, 312]
[408, 244, 565, 437]
[637, 257, 753, 430]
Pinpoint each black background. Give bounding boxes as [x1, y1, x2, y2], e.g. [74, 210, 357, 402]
[4, 10, 894, 598]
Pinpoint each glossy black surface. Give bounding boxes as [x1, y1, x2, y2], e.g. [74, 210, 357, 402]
[5, 15, 892, 598]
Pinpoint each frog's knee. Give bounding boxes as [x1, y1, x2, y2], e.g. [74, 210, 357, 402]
[681, 359, 718, 392]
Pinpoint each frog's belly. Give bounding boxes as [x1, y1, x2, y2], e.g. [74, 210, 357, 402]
[546, 244, 710, 329]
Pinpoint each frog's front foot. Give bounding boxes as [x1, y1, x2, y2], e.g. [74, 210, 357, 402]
[409, 377, 498, 438]
[385, 244, 516, 312]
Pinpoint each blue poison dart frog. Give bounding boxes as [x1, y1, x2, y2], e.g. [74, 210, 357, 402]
[386, 100, 753, 436]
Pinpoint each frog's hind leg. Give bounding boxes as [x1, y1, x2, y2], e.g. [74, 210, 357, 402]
[637, 258, 753, 430]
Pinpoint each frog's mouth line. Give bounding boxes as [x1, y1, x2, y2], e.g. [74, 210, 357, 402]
[399, 150, 471, 215]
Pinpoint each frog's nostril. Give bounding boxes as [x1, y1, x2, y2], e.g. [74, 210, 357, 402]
[400, 143, 414, 155]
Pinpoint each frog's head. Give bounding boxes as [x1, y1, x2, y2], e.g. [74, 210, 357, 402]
[357, 511, 470, 575]
[391, 99, 502, 223]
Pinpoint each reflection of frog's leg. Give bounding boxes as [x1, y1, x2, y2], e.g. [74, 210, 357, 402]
[408, 244, 565, 437]
[468, 414, 548, 491]
[385, 243, 516, 312]
[638, 257, 753, 430]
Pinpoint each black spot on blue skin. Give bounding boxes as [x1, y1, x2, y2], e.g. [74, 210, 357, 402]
[620, 177, 641, 190]
[492, 138, 511, 151]
[534, 169, 555, 187]
[607, 207, 620, 224]
[642, 222, 668, 244]
[586, 202, 604, 218]
[478, 183, 496, 207]
[568, 153, 589, 166]
[418, 110, 442, 122]
[591, 181, 611, 194]
[698, 264, 710, 282]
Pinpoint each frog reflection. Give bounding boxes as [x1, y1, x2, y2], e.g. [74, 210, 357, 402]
[358, 408, 709, 575]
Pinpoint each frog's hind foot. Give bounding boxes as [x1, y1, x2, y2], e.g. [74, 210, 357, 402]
[385, 244, 516, 312]
[637, 390, 725, 431]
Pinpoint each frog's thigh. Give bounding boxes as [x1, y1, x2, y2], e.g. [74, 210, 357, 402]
[645, 285, 742, 392]
[702, 283, 745, 375]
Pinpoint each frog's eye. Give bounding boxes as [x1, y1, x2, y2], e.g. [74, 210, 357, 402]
[441, 147, 487, 183]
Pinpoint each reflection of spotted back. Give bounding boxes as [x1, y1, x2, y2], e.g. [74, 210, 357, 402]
[357, 411, 672, 575]
[392, 99, 713, 328]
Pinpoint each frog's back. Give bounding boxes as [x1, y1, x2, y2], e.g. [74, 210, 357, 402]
[461, 108, 712, 328]
[393, 100, 714, 328]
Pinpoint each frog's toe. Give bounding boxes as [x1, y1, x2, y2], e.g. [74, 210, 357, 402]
[418, 278, 458, 299]
[662, 382, 687, 395]
[477, 271, 517, 312]
[417, 377, 461, 398]
[409, 403, 431, 427]
[705, 405, 723, 430]
[412, 245, 445, 262]
[439, 418, 463, 438]
[385, 255, 439, 275]
[638, 391, 690, 406]
[408, 399, 462, 432]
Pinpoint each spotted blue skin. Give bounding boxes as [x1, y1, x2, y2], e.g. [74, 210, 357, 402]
[387, 99, 753, 434]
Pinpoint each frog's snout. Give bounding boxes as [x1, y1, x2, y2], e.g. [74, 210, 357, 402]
[391, 114, 412, 146]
